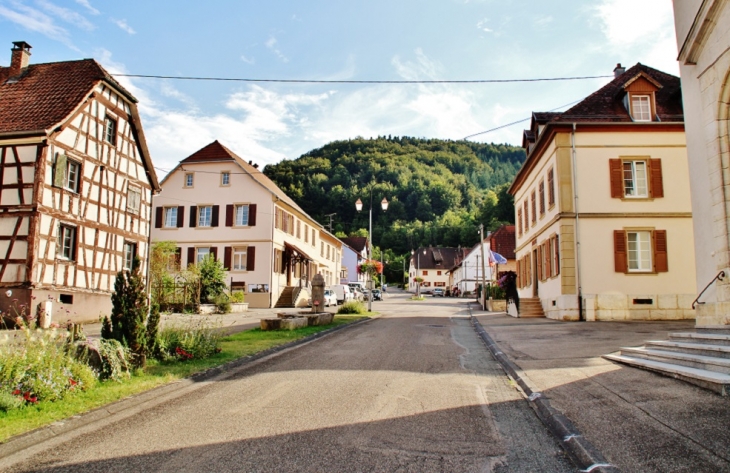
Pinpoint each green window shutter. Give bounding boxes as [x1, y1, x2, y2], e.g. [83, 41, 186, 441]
[53, 153, 67, 188]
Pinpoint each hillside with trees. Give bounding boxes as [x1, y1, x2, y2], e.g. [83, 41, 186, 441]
[264, 136, 524, 282]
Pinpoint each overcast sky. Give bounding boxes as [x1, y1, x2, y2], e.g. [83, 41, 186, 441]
[0, 0, 679, 175]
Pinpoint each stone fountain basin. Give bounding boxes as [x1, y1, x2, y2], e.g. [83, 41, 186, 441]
[260, 312, 334, 330]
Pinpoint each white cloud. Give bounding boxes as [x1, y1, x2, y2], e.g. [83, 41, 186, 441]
[74, 0, 99, 15]
[534, 15, 553, 27]
[265, 36, 289, 63]
[476, 18, 493, 33]
[391, 48, 442, 80]
[240, 54, 255, 65]
[37, 0, 95, 31]
[0, 3, 75, 47]
[112, 18, 135, 34]
[593, 0, 678, 73]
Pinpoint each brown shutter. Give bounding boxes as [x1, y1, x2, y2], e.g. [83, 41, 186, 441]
[249, 204, 257, 226]
[614, 230, 628, 273]
[53, 153, 66, 188]
[212, 205, 220, 227]
[187, 247, 195, 267]
[177, 206, 185, 228]
[516, 260, 521, 288]
[654, 230, 668, 272]
[226, 205, 233, 227]
[155, 207, 163, 228]
[554, 235, 560, 275]
[189, 206, 197, 228]
[211, 246, 218, 261]
[247, 246, 255, 271]
[649, 159, 664, 198]
[545, 241, 551, 278]
[224, 246, 232, 270]
[537, 246, 543, 282]
[76, 163, 83, 195]
[609, 159, 623, 198]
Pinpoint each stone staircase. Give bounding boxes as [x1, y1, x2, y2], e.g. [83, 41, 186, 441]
[274, 287, 295, 308]
[518, 298, 545, 318]
[604, 331, 730, 396]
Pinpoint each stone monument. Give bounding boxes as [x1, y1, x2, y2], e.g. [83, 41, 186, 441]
[311, 273, 325, 313]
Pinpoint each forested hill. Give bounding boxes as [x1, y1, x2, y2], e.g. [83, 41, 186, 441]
[263, 136, 525, 258]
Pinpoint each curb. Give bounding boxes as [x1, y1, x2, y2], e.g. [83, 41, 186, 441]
[0, 316, 372, 462]
[468, 305, 620, 473]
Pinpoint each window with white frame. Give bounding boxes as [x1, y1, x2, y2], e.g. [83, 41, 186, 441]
[185, 173, 194, 187]
[196, 247, 210, 263]
[127, 186, 141, 214]
[58, 224, 76, 260]
[233, 247, 247, 271]
[235, 204, 249, 226]
[104, 115, 117, 145]
[198, 206, 212, 227]
[623, 161, 648, 197]
[221, 171, 230, 186]
[66, 159, 81, 192]
[164, 207, 178, 227]
[123, 242, 137, 270]
[631, 95, 651, 122]
[627, 231, 652, 272]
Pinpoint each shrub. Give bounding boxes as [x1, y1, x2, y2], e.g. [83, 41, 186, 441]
[197, 255, 227, 303]
[75, 338, 130, 382]
[0, 328, 96, 410]
[337, 301, 366, 315]
[0, 390, 23, 412]
[214, 293, 231, 314]
[156, 318, 222, 361]
[230, 290, 245, 303]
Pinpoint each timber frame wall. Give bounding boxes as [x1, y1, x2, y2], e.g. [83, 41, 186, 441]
[0, 83, 154, 322]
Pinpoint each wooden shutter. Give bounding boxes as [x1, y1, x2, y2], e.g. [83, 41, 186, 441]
[516, 260, 521, 288]
[177, 206, 184, 228]
[224, 246, 232, 270]
[212, 205, 220, 227]
[211, 246, 218, 261]
[247, 246, 256, 271]
[545, 241, 551, 278]
[226, 205, 234, 227]
[155, 207, 163, 228]
[654, 230, 668, 272]
[537, 246, 543, 282]
[53, 153, 66, 188]
[614, 230, 628, 273]
[554, 235, 560, 276]
[187, 247, 195, 267]
[189, 206, 197, 228]
[609, 159, 623, 198]
[649, 159, 664, 198]
[249, 204, 257, 226]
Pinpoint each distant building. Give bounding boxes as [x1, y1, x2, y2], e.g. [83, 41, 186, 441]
[449, 242, 492, 295]
[150, 141, 341, 309]
[510, 63, 696, 321]
[339, 236, 368, 284]
[408, 247, 467, 294]
[489, 225, 516, 275]
[0, 41, 160, 322]
[672, 1, 730, 328]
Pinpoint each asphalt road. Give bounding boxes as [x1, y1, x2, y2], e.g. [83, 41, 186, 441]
[3, 292, 576, 472]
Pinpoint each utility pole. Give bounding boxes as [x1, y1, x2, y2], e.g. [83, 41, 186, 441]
[478, 224, 487, 311]
[325, 213, 336, 233]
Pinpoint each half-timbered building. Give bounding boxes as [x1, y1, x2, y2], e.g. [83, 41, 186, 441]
[0, 42, 159, 323]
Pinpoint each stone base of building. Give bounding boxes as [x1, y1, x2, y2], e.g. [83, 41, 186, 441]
[583, 293, 695, 321]
[543, 295, 580, 321]
[694, 301, 730, 328]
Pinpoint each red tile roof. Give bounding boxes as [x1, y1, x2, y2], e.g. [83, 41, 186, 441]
[340, 236, 368, 253]
[0, 58, 136, 134]
[411, 247, 468, 270]
[489, 225, 515, 260]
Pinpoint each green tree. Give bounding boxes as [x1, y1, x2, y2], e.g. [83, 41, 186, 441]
[149, 241, 178, 307]
[197, 255, 227, 303]
[102, 256, 148, 368]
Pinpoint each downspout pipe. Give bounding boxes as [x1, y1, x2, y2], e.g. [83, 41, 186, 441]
[571, 123, 584, 321]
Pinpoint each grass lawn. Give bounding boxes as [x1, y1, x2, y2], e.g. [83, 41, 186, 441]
[0, 315, 367, 443]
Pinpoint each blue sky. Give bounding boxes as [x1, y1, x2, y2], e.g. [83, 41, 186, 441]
[0, 0, 679, 175]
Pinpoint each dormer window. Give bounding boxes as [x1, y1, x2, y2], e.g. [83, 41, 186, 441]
[631, 95, 652, 122]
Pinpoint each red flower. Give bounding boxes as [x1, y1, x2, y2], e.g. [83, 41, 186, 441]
[12, 389, 20, 395]
[69, 378, 78, 386]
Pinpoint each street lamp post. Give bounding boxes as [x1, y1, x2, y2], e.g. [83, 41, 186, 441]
[356, 194, 388, 312]
[411, 248, 427, 298]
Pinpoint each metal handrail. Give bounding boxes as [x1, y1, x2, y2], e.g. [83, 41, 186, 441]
[692, 270, 725, 309]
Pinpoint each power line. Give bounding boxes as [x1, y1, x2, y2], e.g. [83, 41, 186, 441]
[115, 73, 613, 84]
[462, 98, 583, 140]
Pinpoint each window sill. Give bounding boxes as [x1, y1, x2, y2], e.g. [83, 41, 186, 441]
[620, 196, 655, 201]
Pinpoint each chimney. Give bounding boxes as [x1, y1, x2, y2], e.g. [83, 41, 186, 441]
[9, 41, 32, 77]
[613, 63, 625, 78]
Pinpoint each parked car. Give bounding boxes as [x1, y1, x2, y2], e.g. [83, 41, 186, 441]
[308, 288, 338, 307]
[372, 289, 382, 301]
[352, 287, 365, 302]
[432, 288, 445, 297]
[332, 284, 354, 304]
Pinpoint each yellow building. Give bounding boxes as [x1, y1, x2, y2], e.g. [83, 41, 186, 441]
[509, 63, 696, 321]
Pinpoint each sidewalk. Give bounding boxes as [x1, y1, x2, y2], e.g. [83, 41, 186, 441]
[472, 307, 730, 472]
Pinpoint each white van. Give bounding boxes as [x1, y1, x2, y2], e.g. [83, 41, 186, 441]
[332, 284, 354, 304]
